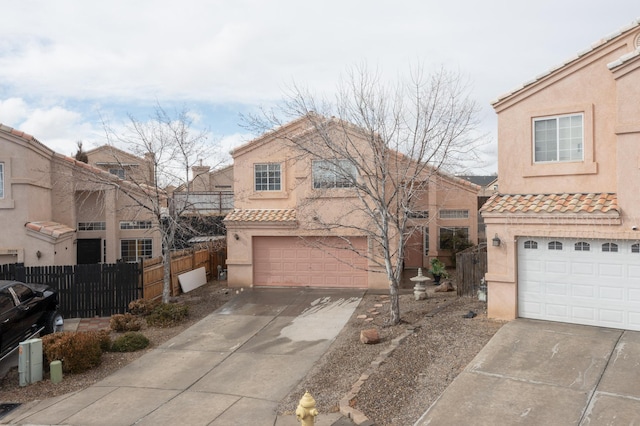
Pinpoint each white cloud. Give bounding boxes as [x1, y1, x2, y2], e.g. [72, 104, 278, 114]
[0, 98, 29, 126]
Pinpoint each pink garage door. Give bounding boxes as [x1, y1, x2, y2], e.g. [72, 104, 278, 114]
[253, 236, 368, 288]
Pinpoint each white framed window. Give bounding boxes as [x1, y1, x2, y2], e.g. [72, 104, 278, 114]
[120, 220, 152, 230]
[120, 238, 152, 262]
[78, 222, 106, 231]
[0, 162, 4, 199]
[109, 168, 125, 179]
[524, 240, 538, 249]
[408, 210, 429, 219]
[575, 242, 590, 251]
[439, 209, 469, 219]
[534, 113, 583, 163]
[312, 159, 356, 189]
[254, 163, 281, 191]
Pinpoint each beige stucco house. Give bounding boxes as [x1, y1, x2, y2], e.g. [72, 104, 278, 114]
[0, 125, 161, 266]
[224, 116, 480, 289]
[482, 19, 640, 331]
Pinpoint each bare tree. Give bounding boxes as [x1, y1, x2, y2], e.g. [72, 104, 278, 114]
[100, 105, 214, 303]
[245, 65, 483, 324]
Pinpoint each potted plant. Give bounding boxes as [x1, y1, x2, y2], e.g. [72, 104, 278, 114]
[428, 258, 449, 284]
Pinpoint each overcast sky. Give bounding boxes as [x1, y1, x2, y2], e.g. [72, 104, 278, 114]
[1, 1, 638, 174]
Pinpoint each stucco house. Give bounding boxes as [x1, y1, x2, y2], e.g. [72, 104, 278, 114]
[0, 125, 161, 266]
[482, 19, 640, 331]
[224, 116, 480, 289]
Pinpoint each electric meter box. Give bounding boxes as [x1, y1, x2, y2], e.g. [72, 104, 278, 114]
[19, 338, 43, 387]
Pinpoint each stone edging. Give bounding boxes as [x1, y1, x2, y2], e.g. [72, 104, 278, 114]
[339, 327, 416, 425]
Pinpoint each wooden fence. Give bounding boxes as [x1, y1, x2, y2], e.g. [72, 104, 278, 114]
[0, 262, 140, 318]
[455, 244, 487, 297]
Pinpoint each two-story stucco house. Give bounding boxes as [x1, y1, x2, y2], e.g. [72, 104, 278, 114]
[482, 19, 640, 331]
[0, 125, 161, 266]
[224, 115, 480, 289]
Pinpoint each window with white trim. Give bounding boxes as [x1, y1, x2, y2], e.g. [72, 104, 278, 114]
[439, 209, 469, 219]
[534, 114, 583, 163]
[0, 162, 4, 198]
[524, 240, 538, 249]
[408, 210, 429, 219]
[78, 222, 106, 231]
[312, 160, 356, 189]
[120, 239, 152, 262]
[109, 168, 125, 179]
[602, 242, 618, 252]
[120, 220, 152, 230]
[575, 242, 590, 251]
[254, 163, 281, 191]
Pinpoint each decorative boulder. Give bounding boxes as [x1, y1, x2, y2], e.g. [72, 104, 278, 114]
[360, 328, 380, 344]
[435, 281, 455, 292]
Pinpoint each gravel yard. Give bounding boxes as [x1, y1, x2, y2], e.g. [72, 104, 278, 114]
[1, 280, 503, 426]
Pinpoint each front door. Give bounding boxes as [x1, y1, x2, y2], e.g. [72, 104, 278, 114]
[77, 239, 102, 264]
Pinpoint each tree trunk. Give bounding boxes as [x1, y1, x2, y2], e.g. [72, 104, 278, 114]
[162, 246, 171, 303]
[389, 279, 400, 325]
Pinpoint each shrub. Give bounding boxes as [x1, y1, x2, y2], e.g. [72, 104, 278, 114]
[110, 332, 150, 352]
[42, 331, 108, 374]
[110, 313, 143, 332]
[128, 298, 160, 316]
[146, 303, 189, 328]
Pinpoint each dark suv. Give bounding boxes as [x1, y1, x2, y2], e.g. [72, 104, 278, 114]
[0, 280, 63, 360]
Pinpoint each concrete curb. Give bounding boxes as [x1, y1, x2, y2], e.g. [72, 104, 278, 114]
[339, 328, 415, 425]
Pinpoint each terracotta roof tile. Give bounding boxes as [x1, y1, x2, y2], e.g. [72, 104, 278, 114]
[224, 209, 297, 223]
[25, 221, 76, 239]
[481, 193, 619, 215]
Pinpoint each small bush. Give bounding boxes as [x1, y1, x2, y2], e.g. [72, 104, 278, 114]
[110, 313, 143, 332]
[110, 332, 150, 352]
[146, 303, 189, 328]
[42, 331, 108, 374]
[128, 298, 160, 316]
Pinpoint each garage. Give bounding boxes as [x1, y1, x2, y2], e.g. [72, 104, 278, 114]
[518, 237, 640, 331]
[253, 236, 368, 287]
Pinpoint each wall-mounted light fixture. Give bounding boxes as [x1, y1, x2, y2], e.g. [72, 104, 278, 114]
[234, 233, 239, 240]
[492, 234, 501, 247]
[36, 250, 42, 259]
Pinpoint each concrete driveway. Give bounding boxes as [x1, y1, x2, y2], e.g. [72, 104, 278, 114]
[2, 288, 363, 426]
[415, 319, 640, 425]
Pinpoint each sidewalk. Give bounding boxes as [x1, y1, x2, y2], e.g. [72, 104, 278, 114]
[2, 288, 362, 425]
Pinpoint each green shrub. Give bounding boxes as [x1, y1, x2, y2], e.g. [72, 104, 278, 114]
[128, 298, 160, 316]
[110, 313, 143, 332]
[110, 332, 150, 352]
[42, 331, 108, 374]
[146, 303, 189, 328]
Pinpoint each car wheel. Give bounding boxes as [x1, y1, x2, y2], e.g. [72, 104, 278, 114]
[43, 311, 64, 335]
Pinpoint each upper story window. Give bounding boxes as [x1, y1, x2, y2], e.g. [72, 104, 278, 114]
[109, 168, 125, 179]
[120, 220, 152, 230]
[534, 113, 583, 163]
[254, 163, 281, 191]
[312, 160, 356, 189]
[408, 210, 429, 219]
[78, 222, 106, 231]
[0, 162, 4, 199]
[439, 209, 469, 219]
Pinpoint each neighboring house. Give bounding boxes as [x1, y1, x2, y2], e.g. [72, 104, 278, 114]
[457, 175, 499, 243]
[171, 163, 234, 215]
[86, 145, 155, 186]
[224, 116, 480, 289]
[481, 19, 640, 331]
[0, 125, 161, 266]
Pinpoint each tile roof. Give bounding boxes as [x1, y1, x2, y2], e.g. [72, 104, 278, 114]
[224, 209, 297, 223]
[25, 221, 76, 239]
[481, 193, 619, 215]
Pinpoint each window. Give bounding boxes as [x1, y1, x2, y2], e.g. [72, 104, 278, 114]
[534, 114, 583, 163]
[524, 240, 538, 249]
[109, 168, 125, 179]
[439, 209, 469, 219]
[78, 222, 106, 231]
[439, 227, 469, 250]
[548, 241, 563, 250]
[0, 162, 4, 198]
[120, 239, 152, 262]
[408, 210, 429, 219]
[120, 221, 152, 230]
[632, 243, 640, 253]
[254, 163, 281, 191]
[575, 242, 590, 251]
[312, 160, 356, 189]
[424, 228, 430, 254]
[602, 243, 618, 253]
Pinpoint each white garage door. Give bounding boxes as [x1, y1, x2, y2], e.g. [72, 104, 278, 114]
[253, 236, 368, 288]
[518, 237, 640, 330]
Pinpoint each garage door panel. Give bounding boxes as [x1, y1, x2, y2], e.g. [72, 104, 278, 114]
[519, 238, 640, 331]
[253, 236, 368, 288]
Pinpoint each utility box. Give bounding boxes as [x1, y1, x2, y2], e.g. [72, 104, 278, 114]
[19, 338, 43, 387]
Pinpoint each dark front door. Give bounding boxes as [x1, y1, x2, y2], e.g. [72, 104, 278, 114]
[77, 239, 102, 264]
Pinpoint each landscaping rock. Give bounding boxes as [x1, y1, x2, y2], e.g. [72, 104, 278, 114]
[360, 328, 380, 344]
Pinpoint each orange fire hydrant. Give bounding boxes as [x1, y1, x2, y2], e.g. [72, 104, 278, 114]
[296, 391, 319, 426]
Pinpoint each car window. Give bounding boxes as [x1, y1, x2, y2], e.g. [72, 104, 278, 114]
[0, 291, 14, 313]
[11, 283, 35, 303]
